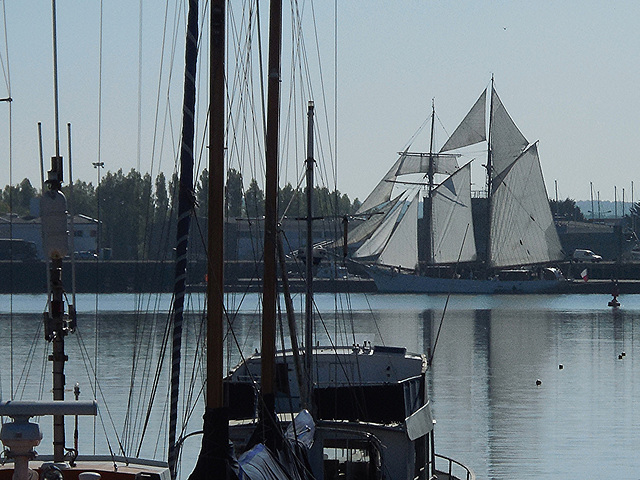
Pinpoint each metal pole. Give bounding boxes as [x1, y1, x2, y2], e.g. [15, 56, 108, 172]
[304, 101, 315, 410]
[590, 182, 594, 221]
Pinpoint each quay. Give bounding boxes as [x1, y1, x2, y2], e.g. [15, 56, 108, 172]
[1, 260, 640, 294]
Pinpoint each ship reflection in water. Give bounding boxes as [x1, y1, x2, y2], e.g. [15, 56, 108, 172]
[2, 293, 640, 479]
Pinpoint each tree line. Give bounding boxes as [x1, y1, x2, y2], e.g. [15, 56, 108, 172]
[0, 168, 361, 260]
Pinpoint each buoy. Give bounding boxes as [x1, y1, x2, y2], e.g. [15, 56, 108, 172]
[558, 364, 563, 370]
[536, 379, 542, 386]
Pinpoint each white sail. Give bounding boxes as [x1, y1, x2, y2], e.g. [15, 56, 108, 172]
[398, 152, 459, 176]
[353, 195, 407, 259]
[490, 87, 529, 180]
[440, 89, 487, 153]
[335, 197, 400, 248]
[357, 151, 459, 214]
[431, 162, 477, 264]
[489, 143, 563, 268]
[357, 154, 405, 214]
[377, 192, 420, 270]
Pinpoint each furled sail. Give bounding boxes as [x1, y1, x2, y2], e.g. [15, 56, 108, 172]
[489, 143, 563, 268]
[397, 152, 459, 176]
[345, 197, 400, 246]
[490, 87, 529, 181]
[431, 162, 477, 264]
[377, 192, 420, 270]
[440, 89, 487, 153]
[353, 195, 408, 259]
[357, 151, 459, 214]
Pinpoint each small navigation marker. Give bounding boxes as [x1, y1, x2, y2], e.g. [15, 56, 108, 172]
[609, 280, 620, 307]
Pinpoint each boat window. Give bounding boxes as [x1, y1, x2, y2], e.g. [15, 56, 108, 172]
[323, 438, 381, 480]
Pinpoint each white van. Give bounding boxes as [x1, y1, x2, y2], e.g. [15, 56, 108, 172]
[572, 249, 602, 262]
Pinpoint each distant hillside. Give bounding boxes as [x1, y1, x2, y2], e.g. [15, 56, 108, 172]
[575, 200, 632, 219]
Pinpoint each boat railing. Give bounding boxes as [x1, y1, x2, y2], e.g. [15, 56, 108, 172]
[432, 453, 475, 480]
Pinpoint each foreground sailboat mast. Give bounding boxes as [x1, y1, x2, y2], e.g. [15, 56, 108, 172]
[168, 0, 198, 477]
[44, 0, 74, 463]
[189, 0, 227, 478]
[304, 101, 315, 410]
[261, 0, 282, 441]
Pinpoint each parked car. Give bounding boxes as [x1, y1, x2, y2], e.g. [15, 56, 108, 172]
[572, 249, 602, 262]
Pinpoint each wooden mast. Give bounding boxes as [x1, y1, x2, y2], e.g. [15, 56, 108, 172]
[426, 100, 436, 265]
[189, 0, 228, 478]
[485, 75, 495, 269]
[260, 0, 283, 446]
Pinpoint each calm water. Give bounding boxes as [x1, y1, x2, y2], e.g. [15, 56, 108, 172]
[2, 293, 640, 479]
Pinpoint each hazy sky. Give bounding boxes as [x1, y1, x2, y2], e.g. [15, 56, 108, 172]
[1, 1, 639, 204]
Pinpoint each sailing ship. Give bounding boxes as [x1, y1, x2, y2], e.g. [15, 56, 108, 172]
[351, 81, 566, 294]
[0, 2, 473, 480]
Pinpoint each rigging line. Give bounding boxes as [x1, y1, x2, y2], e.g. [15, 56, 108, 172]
[334, 0, 338, 193]
[0, 7, 9, 94]
[147, 0, 172, 181]
[37, 342, 47, 402]
[1, 0, 12, 400]
[72, 327, 126, 461]
[128, 303, 163, 453]
[13, 316, 44, 399]
[136, 0, 143, 172]
[135, 305, 173, 457]
[178, 297, 206, 438]
[307, 0, 337, 196]
[179, 310, 207, 436]
[428, 223, 470, 367]
[434, 110, 451, 143]
[401, 115, 431, 153]
[93, 0, 105, 452]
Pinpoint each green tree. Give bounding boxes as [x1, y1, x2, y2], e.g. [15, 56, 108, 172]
[550, 198, 585, 222]
[226, 168, 243, 218]
[279, 182, 303, 218]
[154, 172, 169, 224]
[63, 180, 96, 218]
[245, 179, 264, 218]
[100, 169, 153, 260]
[2, 178, 38, 216]
[196, 169, 209, 217]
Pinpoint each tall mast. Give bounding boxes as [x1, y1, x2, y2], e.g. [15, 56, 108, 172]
[304, 101, 315, 410]
[42, 0, 74, 464]
[189, 0, 227, 477]
[427, 100, 435, 197]
[261, 0, 283, 447]
[485, 76, 495, 267]
[168, 0, 198, 477]
[426, 100, 436, 264]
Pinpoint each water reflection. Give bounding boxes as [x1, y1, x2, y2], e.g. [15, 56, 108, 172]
[423, 305, 640, 479]
[3, 295, 640, 479]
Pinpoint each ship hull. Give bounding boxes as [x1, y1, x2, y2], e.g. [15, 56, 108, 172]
[369, 266, 564, 294]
